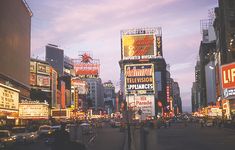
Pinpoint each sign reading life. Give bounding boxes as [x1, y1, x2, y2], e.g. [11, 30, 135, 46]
[222, 63, 235, 89]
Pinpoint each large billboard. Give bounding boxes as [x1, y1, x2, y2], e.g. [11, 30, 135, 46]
[221, 63, 235, 99]
[71, 78, 88, 94]
[122, 34, 156, 60]
[0, 83, 19, 111]
[221, 63, 235, 89]
[127, 95, 155, 116]
[37, 63, 50, 75]
[125, 64, 154, 94]
[37, 75, 50, 87]
[73, 52, 100, 78]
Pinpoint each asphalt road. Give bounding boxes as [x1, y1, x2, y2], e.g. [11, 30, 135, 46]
[143, 122, 235, 150]
[6, 123, 235, 150]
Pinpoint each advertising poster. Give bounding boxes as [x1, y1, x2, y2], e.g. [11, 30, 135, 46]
[71, 78, 88, 94]
[30, 73, 37, 86]
[221, 63, 235, 89]
[125, 64, 154, 94]
[0, 84, 19, 111]
[127, 95, 155, 116]
[37, 75, 50, 87]
[37, 63, 50, 75]
[122, 34, 156, 59]
[30, 61, 36, 73]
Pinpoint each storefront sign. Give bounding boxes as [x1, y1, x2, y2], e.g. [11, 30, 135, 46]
[0, 84, 19, 111]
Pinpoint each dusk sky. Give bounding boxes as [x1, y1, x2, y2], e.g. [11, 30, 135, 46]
[26, 0, 218, 112]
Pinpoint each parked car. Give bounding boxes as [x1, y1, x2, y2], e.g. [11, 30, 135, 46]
[80, 123, 93, 134]
[11, 126, 38, 144]
[37, 125, 53, 138]
[0, 130, 16, 149]
[205, 120, 213, 127]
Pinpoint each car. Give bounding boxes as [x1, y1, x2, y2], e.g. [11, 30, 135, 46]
[0, 130, 16, 149]
[11, 126, 38, 143]
[80, 123, 93, 134]
[37, 125, 53, 138]
[205, 120, 213, 127]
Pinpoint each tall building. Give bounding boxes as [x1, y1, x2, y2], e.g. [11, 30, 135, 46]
[119, 27, 169, 118]
[46, 44, 64, 76]
[199, 19, 216, 107]
[103, 81, 116, 114]
[85, 78, 104, 110]
[191, 61, 201, 112]
[0, 0, 32, 100]
[214, 0, 235, 64]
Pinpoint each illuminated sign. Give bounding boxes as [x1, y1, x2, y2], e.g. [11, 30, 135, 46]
[0, 84, 19, 111]
[37, 75, 50, 87]
[156, 36, 162, 57]
[127, 95, 155, 116]
[37, 63, 50, 75]
[221, 63, 235, 89]
[30, 61, 36, 73]
[122, 34, 157, 60]
[74, 88, 78, 109]
[61, 81, 65, 109]
[166, 86, 170, 103]
[19, 103, 49, 119]
[51, 109, 70, 118]
[125, 64, 154, 94]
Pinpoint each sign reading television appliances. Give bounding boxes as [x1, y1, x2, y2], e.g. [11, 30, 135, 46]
[122, 34, 161, 60]
[125, 64, 154, 94]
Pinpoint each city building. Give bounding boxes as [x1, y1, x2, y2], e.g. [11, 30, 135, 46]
[199, 19, 216, 107]
[0, 0, 32, 125]
[85, 78, 104, 110]
[30, 59, 53, 106]
[119, 27, 171, 118]
[103, 81, 116, 114]
[46, 44, 64, 76]
[0, 0, 32, 100]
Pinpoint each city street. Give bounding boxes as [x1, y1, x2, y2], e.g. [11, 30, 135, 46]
[133, 122, 235, 150]
[5, 122, 235, 150]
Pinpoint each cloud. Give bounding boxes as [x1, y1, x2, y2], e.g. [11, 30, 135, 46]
[27, 0, 218, 111]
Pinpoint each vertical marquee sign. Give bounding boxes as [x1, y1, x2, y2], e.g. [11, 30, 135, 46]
[124, 64, 154, 94]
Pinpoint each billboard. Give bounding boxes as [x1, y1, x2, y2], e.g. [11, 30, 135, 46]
[19, 102, 49, 119]
[71, 78, 88, 94]
[30, 61, 36, 73]
[125, 64, 154, 94]
[73, 52, 100, 78]
[30, 73, 37, 86]
[61, 81, 66, 109]
[127, 95, 155, 116]
[0, 84, 19, 111]
[37, 63, 50, 75]
[122, 34, 156, 60]
[221, 63, 235, 89]
[37, 75, 50, 87]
